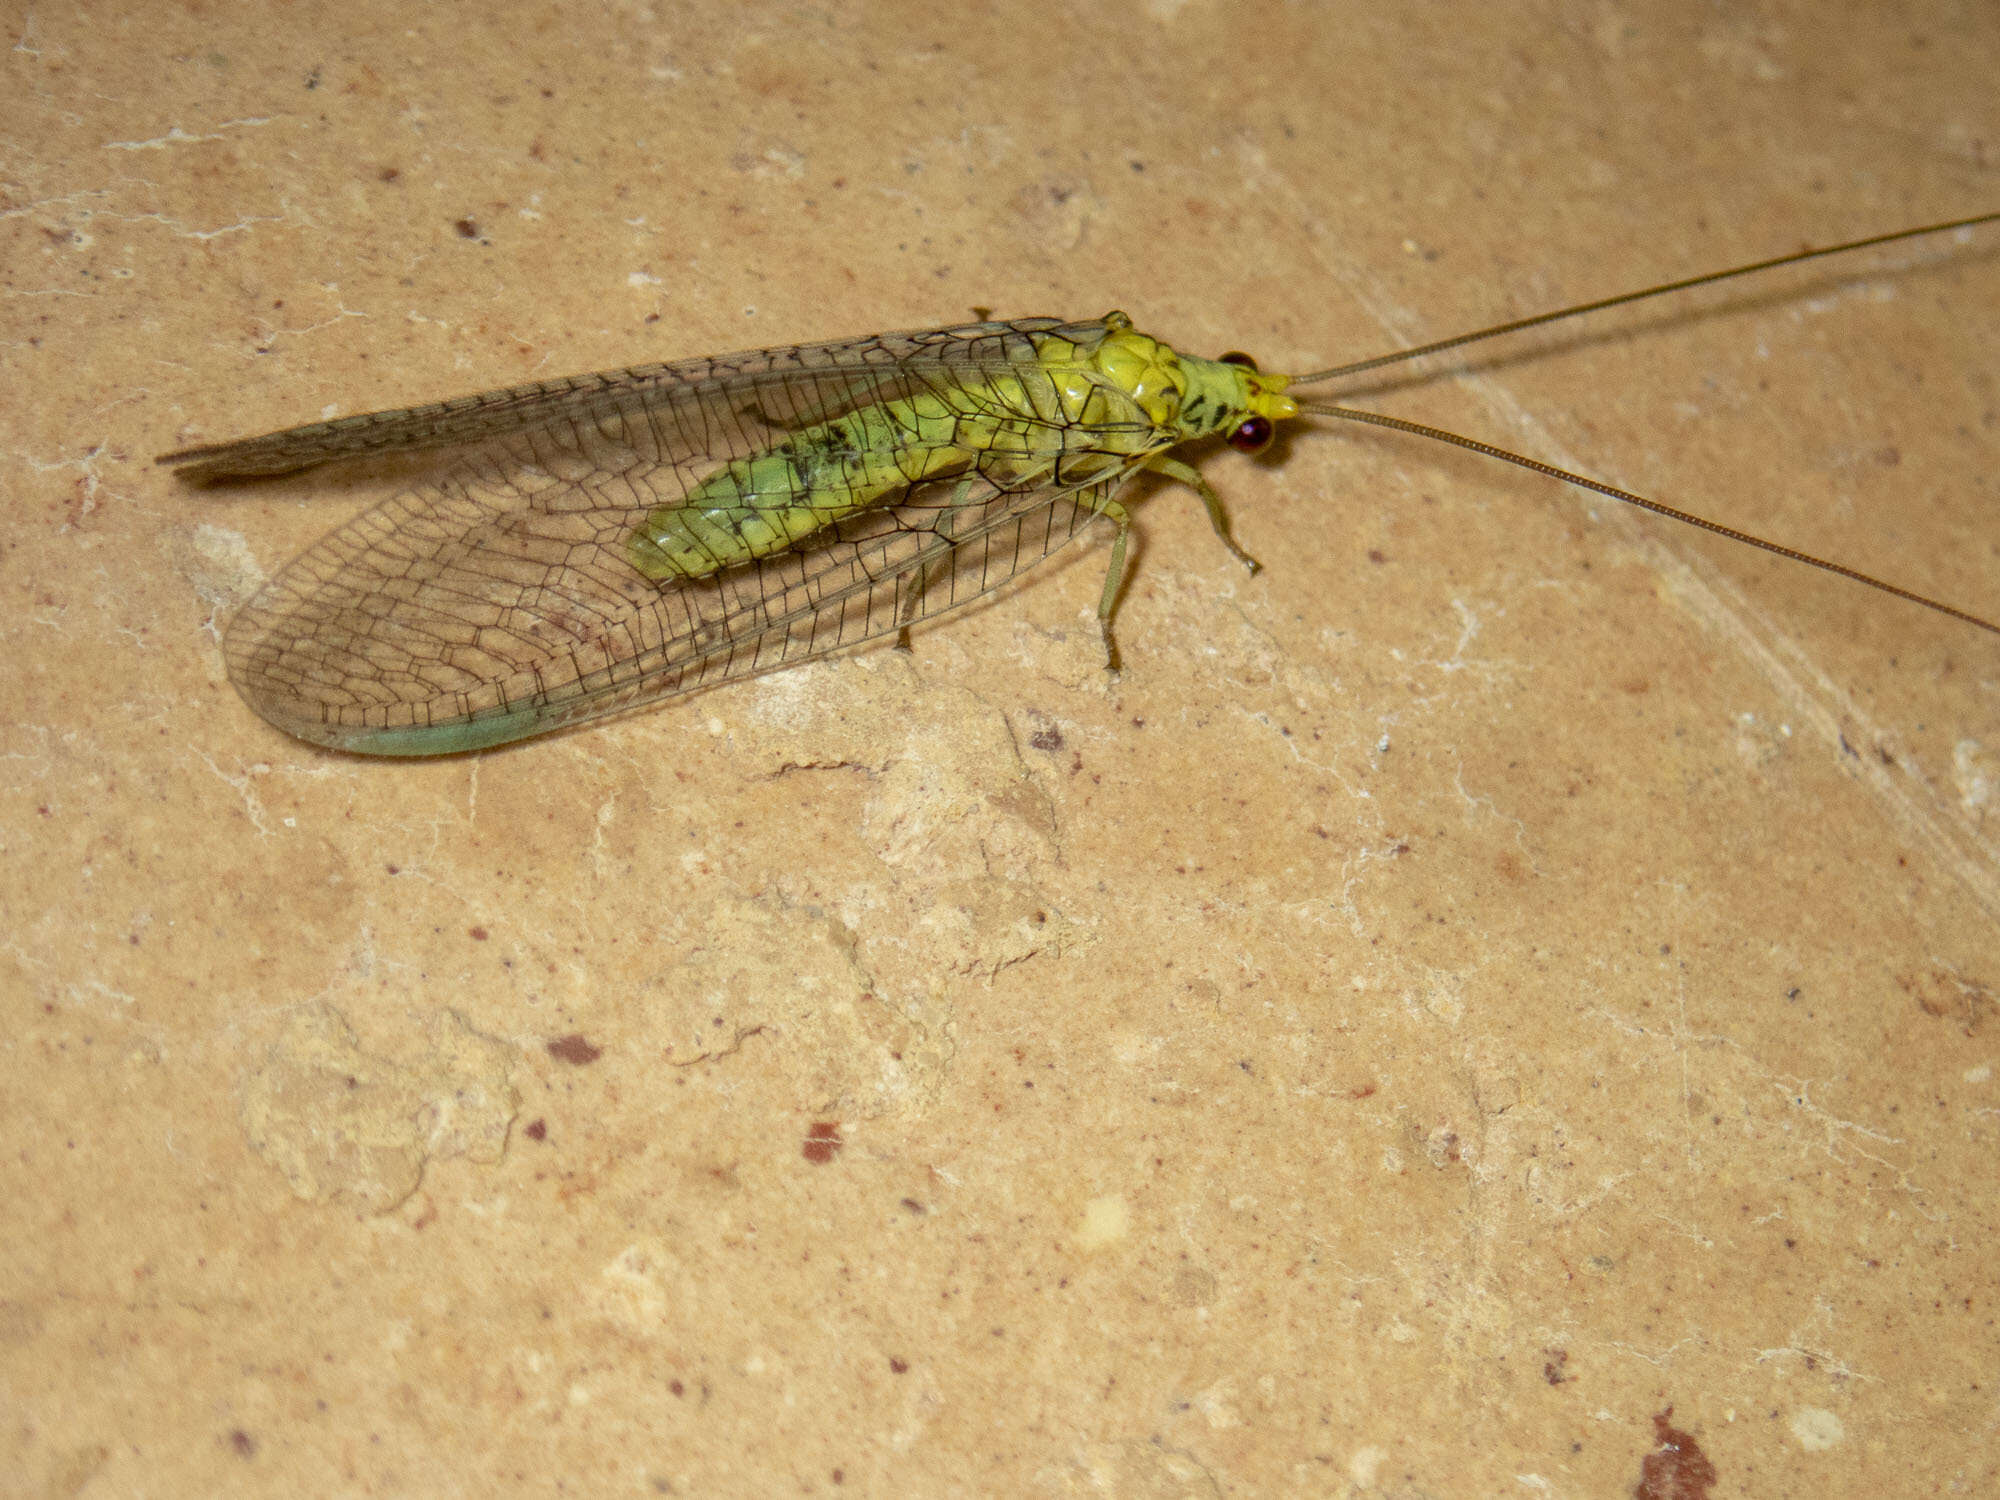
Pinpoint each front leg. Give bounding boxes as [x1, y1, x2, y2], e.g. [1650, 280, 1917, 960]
[1143, 455, 1262, 575]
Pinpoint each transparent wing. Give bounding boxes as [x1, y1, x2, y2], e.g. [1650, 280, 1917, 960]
[158, 318, 1070, 479]
[172, 319, 1146, 754]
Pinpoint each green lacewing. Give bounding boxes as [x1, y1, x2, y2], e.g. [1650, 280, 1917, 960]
[161, 213, 1999, 756]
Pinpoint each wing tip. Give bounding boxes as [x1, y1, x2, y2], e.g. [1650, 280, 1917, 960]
[156, 444, 306, 484]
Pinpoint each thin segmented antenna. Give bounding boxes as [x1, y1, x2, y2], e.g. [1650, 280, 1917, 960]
[1289, 211, 2000, 387]
[1286, 212, 2000, 635]
[1293, 401, 2000, 637]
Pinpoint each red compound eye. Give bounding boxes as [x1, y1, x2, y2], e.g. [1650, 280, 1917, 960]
[1227, 415, 1274, 454]
[1219, 351, 1258, 370]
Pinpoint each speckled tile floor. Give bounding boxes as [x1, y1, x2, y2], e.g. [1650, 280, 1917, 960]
[5, 3, 1998, 1494]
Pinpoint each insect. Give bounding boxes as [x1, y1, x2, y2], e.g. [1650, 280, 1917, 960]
[161, 213, 1999, 756]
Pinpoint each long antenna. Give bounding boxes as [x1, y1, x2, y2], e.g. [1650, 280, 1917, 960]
[1295, 401, 2000, 637]
[1291, 211, 2000, 387]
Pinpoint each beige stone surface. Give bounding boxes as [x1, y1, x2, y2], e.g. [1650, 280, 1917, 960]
[5, 1, 1997, 1494]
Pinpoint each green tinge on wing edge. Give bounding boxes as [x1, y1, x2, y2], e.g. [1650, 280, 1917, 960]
[277, 704, 557, 757]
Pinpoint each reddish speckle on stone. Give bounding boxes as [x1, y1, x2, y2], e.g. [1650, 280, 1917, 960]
[1634, 1407, 1717, 1500]
[468, 926, 489, 941]
[546, 1034, 602, 1065]
[802, 1121, 843, 1164]
[888, 1357, 909, 1374]
[1543, 1348, 1570, 1385]
[669, 1379, 685, 1397]
[523, 1118, 547, 1141]
[229, 1429, 257, 1458]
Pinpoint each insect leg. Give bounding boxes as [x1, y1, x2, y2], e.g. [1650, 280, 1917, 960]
[1143, 455, 1262, 575]
[1084, 490, 1136, 674]
[892, 476, 981, 650]
[892, 561, 927, 650]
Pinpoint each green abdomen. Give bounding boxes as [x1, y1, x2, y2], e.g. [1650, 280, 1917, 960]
[628, 394, 982, 580]
[625, 338, 1166, 582]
